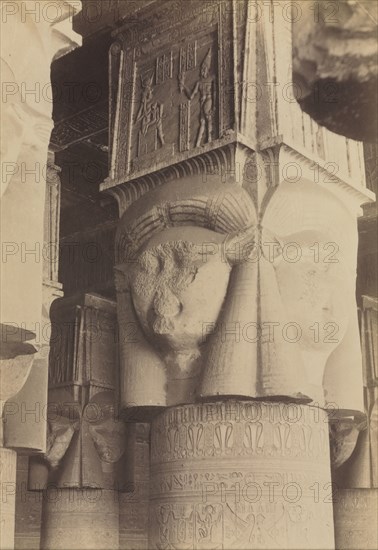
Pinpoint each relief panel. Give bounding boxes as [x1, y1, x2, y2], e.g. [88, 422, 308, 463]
[107, 1, 234, 185]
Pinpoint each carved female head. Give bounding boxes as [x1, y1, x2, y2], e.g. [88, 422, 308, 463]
[115, 177, 256, 408]
[130, 226, 230, 352]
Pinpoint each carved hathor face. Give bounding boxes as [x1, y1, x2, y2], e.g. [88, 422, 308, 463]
[130, 227, 231, 352]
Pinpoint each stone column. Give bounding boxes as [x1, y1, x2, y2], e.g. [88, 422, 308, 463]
[0, 4, 80, 547]
[0, 448, 17, 549]
[0, 157, 64, 548]
[150, 401, 333, 550]
[100, 2, 373, 549]
[1, 1, 81, 351]
[3, 154, 64, 453]
[28, 294, 124, 550]
[119, 423, 150, 550]
[40, 488, 119, 550]
[331, 295, 378, 550]
[8, 153, 63, 548]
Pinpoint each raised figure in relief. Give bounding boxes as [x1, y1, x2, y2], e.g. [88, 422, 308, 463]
[179, 49, 215, 147]
[136, 71, 165, 149]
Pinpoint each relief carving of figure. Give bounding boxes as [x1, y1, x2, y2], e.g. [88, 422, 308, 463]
[179, 49, 215, 147]
[136, 71, 165, 148]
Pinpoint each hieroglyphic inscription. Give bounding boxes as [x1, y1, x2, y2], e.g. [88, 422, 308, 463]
[180, 41, 197, 74]
[151, 402, 328, 463]
[179, 102, 191, 152]
[156, 51, 173, 84]
[149, 401, 334, 549]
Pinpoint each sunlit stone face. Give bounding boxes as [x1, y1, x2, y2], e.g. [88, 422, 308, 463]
[272, 229, 353, 353]
[257, 181, 359, 403]
[130, 227, 231, 353]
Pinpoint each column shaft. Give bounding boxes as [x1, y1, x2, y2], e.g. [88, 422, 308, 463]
[149, 401, 334, 550]
[40, 489, 119, 550]
[0, 448, 17, 549]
